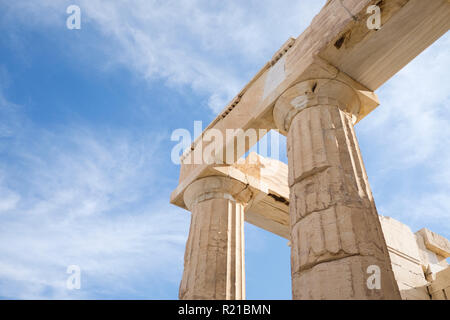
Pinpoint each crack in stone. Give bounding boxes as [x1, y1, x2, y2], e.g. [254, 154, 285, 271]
[338, 0, 358, 21]
[290, 165, 331, 188]
[292, 252, 362, 275]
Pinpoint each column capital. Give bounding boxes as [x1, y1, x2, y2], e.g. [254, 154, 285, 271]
[184, 176, 252, 211]
[273, 79, 360, 135]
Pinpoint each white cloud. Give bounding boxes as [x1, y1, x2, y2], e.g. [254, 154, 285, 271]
[81, 0, 326, 113]
[357, 32, 450, 235]
[2, 0, 448, 298]
[0, 0, 331, 299]
[1, 0, 326, 113]
[361, 35, 450, 166]
[0, 98, 189, 298]
[0, 188, 20, 213]
[0, 206, 188, 299]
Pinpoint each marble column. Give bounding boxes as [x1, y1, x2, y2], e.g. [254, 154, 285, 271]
[179, 176, 252, 300]
[273, 79, 401, 300]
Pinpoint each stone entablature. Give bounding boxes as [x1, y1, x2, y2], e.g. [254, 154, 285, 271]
[171, 0, 450, 300]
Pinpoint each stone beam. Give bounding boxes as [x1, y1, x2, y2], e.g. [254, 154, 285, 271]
[171, 0, 449, 211]
[214, 153, 290, 239]
[416, 228, 450, 259]
[320, 0, 450, 90]
[175, 153, 291, 239]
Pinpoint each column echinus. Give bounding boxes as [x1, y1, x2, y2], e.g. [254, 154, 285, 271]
[179, 176, 252, 300]
[273, 79, 401, 300]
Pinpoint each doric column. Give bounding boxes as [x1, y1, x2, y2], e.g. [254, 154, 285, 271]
[273, 79, 401, 300]
[179, 176, 252, 300]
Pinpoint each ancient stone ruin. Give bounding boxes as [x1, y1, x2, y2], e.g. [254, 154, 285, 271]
[171, 0, 450, 300]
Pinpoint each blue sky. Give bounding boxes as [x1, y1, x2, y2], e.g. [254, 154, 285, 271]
[0, 0, 448, 299]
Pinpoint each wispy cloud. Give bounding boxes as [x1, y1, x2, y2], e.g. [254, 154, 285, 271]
[1, 0, 448, 299]
[0, 89, 189, 298]
[0, 0, 326, 113]
[0, 0, 330, 299]
[357, 32, 450, 235]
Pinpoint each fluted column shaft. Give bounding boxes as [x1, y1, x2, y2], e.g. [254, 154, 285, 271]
[274, 80, 401, 300]
[179, 176, 251, 300]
